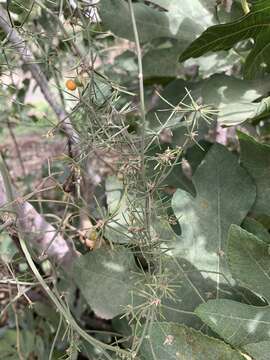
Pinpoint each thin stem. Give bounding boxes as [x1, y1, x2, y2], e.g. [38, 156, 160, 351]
[49, 314, 63, 360]
[127, 0, 151, 241]
[7, 120, 26, 177]
[19, 235, 130, 359]
[127, 0, 146, 176]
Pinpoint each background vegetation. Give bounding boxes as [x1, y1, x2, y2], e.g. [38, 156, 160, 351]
[0, 0, 270, 359]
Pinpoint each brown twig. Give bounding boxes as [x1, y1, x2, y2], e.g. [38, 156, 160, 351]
[7, 120, 26, 178]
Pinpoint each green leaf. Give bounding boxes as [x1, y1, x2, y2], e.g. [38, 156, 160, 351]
[0, 330, 18, 359]
[172, 144, 256, 285]
[72, 247, 141, 319]
[200, 74, 270, 126]
[158, 257, 213, 329]
[99, 0, 174, 43]
[0, 330, 38, 359]
[85, 73, 113, 107]
[242, 217, 270, 244]
[139, 321, 245, 360]
[239, 132, 270, 217]
[157, 256, 260, 327]
[0, 235, 18, 262]
[196, 299, 270, 346]
[227, 225, 270, 301]
[146, 78, 212, 146]
[99, 0, 216, 44]
[143, 41, 183, 79]
[184, 50, 240, 79]
[180, 0, 270, 78]
[243, 341, 270, 360]
[244, 27, 270, 78]
[185, 141, 213, 174]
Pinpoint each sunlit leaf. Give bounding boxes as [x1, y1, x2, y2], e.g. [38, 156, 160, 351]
[196, 299, 270, 346]
[172, 144, 256, 286]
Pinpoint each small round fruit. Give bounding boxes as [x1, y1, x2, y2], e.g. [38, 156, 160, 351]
[65, 79, 77, 91]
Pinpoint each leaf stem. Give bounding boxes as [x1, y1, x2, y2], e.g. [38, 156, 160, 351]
[127, 0, 146, 161]
[127, 0, 151, 239]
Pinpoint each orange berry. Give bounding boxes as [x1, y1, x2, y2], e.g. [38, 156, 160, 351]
[65, 79, 77, 91]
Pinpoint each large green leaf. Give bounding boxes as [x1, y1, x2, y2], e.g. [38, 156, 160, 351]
[200, 75, 270, 126]
[227, 225, 270, 301]
[139, 321, 245, 360]
[72, 247, 141, 319]
[172, 144, 256, 286]
[180, 0, 270, 78]
[99, 0, 215, 44]
[99, 0, 217, 79]
[243, 341, 270, 360]
[239, 132, 270, 217]
[196, 299, 270, 346]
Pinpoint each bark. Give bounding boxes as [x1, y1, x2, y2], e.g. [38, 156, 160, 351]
[0, 174, 78, 268]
